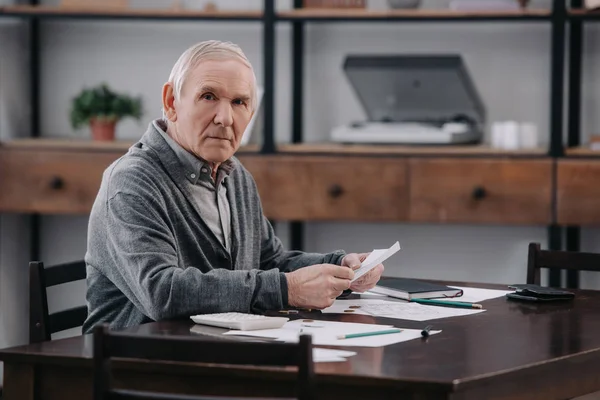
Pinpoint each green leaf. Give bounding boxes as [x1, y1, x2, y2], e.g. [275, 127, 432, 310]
[70, 83, 144, 130]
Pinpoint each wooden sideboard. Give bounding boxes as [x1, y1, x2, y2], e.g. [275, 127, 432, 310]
[1, 139, 599, 226]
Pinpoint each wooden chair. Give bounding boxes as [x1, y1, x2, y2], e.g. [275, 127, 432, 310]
[93, 324, 316, 400]
[29, 260, 88, 343]
[527, 242, 600, 285]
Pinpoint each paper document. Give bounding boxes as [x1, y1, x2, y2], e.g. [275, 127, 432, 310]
[223, 319, 437, 347]
[322, 299, 484, 321]
[314, 348, 357, 362]
[352, 241, 401, 282]
[443, 286, 512, 303]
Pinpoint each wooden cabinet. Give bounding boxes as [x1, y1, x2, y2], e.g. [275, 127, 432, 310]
[237, 155, 409, 221]
[0, 141, 555, 225]
[557, 160, 600, 225]
[238, 155, 553, 224]
[409, 158, 553, 225]
[0, 148, 122, 214]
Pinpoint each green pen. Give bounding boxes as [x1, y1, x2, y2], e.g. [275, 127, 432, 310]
[411, 298, 483, 309]
[336, 328, 402, 340]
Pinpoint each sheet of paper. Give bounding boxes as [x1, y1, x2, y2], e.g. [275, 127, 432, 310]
[352, 241, 401, 282]
[320, 298, 387, 315]
[223, 319, 433, 347]
[314, 348, 356, 362]
[443, 286, 512, 303]
[361, 286, 511, 303]
[322, 299, 484, 321]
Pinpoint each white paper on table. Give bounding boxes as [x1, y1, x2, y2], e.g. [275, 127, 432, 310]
[313, 348, 356, 362]
[352, 241, 401, 282]
[443, 286, 512, 303]
[223, 319, 433, 347]
[322, 299, 484, 322]
[321, 299, 388, 315]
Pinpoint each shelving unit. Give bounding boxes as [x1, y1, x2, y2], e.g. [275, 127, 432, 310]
[0, 0, 596, 288]
[277, 7, 551, 21]
[0, 4, 262, 20]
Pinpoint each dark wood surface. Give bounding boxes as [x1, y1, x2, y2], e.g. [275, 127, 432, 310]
[94, 325, 315, 400]
[29, 261, 88, 343]
[527, 242, 600, 285]
[2, 281, 600, 400]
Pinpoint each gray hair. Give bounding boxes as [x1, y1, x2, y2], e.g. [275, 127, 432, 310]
[163, 40, 258, 120]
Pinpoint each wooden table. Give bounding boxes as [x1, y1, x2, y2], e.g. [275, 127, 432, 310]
[2, 282, 600, 400]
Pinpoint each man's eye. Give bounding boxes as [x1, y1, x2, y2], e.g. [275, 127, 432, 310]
[233, 99, 245, 106]
[202, 94, 215, 100]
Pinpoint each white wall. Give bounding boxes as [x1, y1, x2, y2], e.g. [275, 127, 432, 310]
[2, 0, 600, 365]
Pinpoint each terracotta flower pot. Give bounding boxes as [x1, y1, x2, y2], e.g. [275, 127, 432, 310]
[90, 118, 117, 141]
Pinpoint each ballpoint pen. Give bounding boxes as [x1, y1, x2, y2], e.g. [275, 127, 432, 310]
[337, 328, 402, 340]
[421, 325, 433, 337]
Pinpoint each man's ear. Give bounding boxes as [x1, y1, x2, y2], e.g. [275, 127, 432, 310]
[162, 83, 177, 122]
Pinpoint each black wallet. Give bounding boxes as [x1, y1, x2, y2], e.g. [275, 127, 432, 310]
[506, 284, 575, 302]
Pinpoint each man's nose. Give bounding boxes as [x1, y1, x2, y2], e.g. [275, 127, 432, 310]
[214, 102, 233, 127]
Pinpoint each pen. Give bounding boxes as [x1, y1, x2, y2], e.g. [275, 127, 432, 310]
[337, 328, 402, 340]
[421, 325, 433, 337]
[411, 298, 483, 309]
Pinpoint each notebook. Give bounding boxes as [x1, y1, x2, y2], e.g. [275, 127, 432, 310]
[369, 277, 463, 300]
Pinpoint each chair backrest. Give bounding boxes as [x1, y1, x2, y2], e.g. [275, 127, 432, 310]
[29, 260, 88, 343]
[527, 242, 600, 285]
[93, 324, 315, 400]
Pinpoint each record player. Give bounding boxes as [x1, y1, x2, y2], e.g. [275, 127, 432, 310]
[330, 55, 486, 145]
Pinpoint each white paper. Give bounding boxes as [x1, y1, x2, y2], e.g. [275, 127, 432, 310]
[314, 348, 356, 363]
[362, 286, 511, 303]
[443, 286, 512, 303]
[322, 299, 484, 321]
[223, 319, 433, 347]
[352, 241, 401, 282]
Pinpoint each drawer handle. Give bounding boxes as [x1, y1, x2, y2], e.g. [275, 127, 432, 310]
[49, 176, 65, 190]
[472, 186, 487, 200]
[328, 184, 344, 199]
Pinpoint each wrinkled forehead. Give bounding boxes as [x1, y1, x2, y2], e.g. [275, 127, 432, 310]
[183, 58, 255, 98]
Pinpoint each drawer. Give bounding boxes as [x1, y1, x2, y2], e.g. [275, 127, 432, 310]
[557, 160, 600, 225]
[0, 149, 123, 214]
[237, 155, 408, 221]
[409, 158, 552, 225]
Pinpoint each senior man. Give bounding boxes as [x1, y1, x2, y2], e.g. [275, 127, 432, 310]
[82, 40, 384, 333]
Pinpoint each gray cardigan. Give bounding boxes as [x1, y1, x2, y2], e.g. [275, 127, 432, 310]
[82, 121, 346, 333]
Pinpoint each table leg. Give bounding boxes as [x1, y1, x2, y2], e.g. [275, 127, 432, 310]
[3, 363, 35, 400]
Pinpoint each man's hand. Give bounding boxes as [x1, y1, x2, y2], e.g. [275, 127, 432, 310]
[285, 264, 355, 309]
[341, 253, 385, 293]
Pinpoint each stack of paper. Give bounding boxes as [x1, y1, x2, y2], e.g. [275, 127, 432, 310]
[223, 319, 439, 347]
[322, 299, 484, 321]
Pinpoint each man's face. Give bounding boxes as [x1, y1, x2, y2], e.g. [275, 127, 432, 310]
[165, 58, 254, 164]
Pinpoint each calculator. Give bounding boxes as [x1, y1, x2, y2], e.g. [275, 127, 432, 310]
[190, 312, 289, 331]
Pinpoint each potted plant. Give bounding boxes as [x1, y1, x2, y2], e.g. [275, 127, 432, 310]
[70, 83, 143, 141]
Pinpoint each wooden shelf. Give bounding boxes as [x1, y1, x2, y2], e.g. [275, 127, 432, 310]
[267, 143, 548, 157]
[0, 138, 261, 154]
[569, 8, 600, 20]
[0, 5, 262, 20]
[0, 5, 552, 22]
[0, 139, 547, 157]
[564, 146, 600, 157]
[277, 8, 551, 21]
